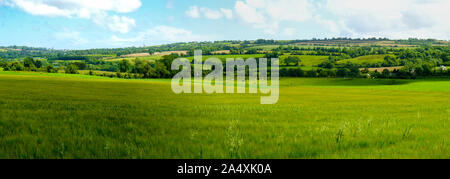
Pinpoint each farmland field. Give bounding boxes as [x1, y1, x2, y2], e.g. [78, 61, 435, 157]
[104, 56, 161, 63]
[186, 54, 266, 62]
[0, 71, 448, 159]
[280, 55, 329, 67]
[337, 55, 387, 65]
[364, 67, 404, 72]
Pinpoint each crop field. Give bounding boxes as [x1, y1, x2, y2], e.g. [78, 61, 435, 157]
[280, 55, 329, 67]
[337, 55, 387, 65]
[121, 53, 151, 57]
[185, 54, 328, 68]
[103, 56, 161, 63]
[0, 71, 448, 159]
[186, 54, 266, 62]
[364, 67, 404, 72]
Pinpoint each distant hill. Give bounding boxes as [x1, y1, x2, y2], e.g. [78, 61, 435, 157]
[1, 38, 448, 59]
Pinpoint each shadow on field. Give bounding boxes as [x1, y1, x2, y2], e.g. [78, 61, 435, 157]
[283, 78, 420, 87]
[307, 77, 450, 87]
[326, 79, 414, 86]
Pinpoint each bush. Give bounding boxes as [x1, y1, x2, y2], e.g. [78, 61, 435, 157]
[72, 62, 87, 70]
[283, 68, 304, 77]
[65, 64, 78, 74]
[319, 70, 328, 77]
[284, 56, 300, 66]
[23, 57, 35, 68]
[12, 62, 24, 71]
[381, 69, 391, 78]
[318, 61, 335, 69]
[46, 65, 58, 73]
[306, 70, 318, 77]
[337, 68, 350, 77]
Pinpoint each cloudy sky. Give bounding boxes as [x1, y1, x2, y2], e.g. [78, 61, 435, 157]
[0, 0, 449, 49]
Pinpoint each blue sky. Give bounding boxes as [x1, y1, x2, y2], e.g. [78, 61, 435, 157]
[0, 0, 449, 49]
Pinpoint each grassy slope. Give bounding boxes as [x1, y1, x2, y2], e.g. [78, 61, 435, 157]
[185, 54, 266, 62]
[0, 72, 448, 159]
[337, 55, 386, 65]
[185, 54, 328, 67]
[104, 56, 161, 63]
[280, 55, 329, 67]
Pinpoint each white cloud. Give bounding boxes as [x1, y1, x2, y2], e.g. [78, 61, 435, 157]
[0, 0, 14, 6]
[186, 5, 233, 20]
[3, 0, 141, 33]
[9, 0, 141, 18]
[200, 7, 223, 20]
[91, 13, 136, 33]
[54, 30, 88, 45]
[234, 0, 314, 34]
[324, 0, 450, 39]
[220, 8, 233, 19]
[107, 15, 136, 34]
[235, 1, 265, 25]
[232, 0, 450, 39]
[185, 6, 200, 18]
[111, 25, 213, 46]
[283, 28, 295, 36]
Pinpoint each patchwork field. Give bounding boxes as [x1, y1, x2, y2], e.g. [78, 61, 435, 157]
[186, 54, 266, 62]
[280, 55, 329, 67]
[104, 56, 161, 63]
[364, 66, 404, 72]
[337, 55, 387, 65]
[0, 72, 448, 159]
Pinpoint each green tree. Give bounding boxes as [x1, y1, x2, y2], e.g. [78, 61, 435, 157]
[306, 70, 318, 77]
[23, 57, 35, 68]
[154, 62, 171, 78]
[337, 68, 350, 77]
[319, 70, 328, 77]
[318, 61, 335, 69]
[284, 56, 300, 66]
[119, 60, 132, 73]
[161, 54, 178, 71]
[421, 64, 433, 76]
[46, 65, 57, 73]
[264, 52, 280, 59]
[72, 62, 87, 70]
[382, 69, 391, 78]
[65, 64, 78, 74]
[35, 60, 43, 68]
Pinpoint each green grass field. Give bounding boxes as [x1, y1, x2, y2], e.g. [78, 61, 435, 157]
[185, 54, 328, 68]
[104, 56, 162, 63]
[0, 72, 448, 159]
[280, 55, 329, 67]
[186, 54, 266, 62]
[337, 55, 387, 65]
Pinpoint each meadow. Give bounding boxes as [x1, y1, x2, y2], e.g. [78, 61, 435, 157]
[103, 56, 161, 63]
[280, 55, 329, 67]
[337, 55, 387, 65]
[185, 54, 266, 62]
[0, 71, 448, 159]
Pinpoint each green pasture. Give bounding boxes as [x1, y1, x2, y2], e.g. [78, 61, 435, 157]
[337, 55, 387, 65]
[186, 54, 266, 62]
[280, 55, 329, 67]
[0, 72, 448, 159]
[104, 56, 161, 63]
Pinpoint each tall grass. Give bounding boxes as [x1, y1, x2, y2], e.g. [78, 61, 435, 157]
[0, 72, 448, 159]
